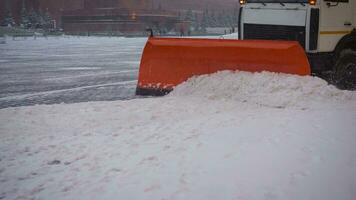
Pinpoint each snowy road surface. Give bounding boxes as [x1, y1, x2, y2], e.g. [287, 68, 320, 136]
[0, 36, 147, 109]
[1, 71, 356, 200]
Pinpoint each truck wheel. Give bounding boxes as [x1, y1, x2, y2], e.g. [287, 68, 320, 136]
[334, 49, 356, 90]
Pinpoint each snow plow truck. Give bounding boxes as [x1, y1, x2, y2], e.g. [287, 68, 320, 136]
[136, 0, 356, 96]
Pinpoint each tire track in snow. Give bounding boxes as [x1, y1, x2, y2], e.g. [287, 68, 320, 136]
[0, 80, 137, 101]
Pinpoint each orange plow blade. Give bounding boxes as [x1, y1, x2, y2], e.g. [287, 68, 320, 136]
[136, 37, 311, 96]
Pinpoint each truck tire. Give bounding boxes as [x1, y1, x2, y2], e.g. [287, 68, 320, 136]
[334, 49, 356, 90]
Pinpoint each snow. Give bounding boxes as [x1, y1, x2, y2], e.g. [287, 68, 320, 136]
[171, 71, 355, 108]
[0, 36, 146, 108]
[220, 32, 239, 39]
[1, 69, 356, 200]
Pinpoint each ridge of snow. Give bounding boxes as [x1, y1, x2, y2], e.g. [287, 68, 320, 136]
[170, 71, 356, 108]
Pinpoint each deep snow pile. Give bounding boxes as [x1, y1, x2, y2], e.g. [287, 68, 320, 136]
[171, 71, 355, 108]
[1, 71, 356, 200]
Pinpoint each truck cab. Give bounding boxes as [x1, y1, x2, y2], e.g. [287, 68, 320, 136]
[239, 0, 356, 89]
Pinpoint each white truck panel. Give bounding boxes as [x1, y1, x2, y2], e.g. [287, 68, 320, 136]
[318, 0, 353, 52]
[241, 1, 355, 53]
[319, 1, 352, 28]
[243, 8, 307, 26]
[319, 34, 347, 52]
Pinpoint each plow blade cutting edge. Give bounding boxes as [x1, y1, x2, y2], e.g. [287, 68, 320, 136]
[136, 37, 311, 96]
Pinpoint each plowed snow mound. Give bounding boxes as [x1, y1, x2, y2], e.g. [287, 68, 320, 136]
[170, 71, 356, 108]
